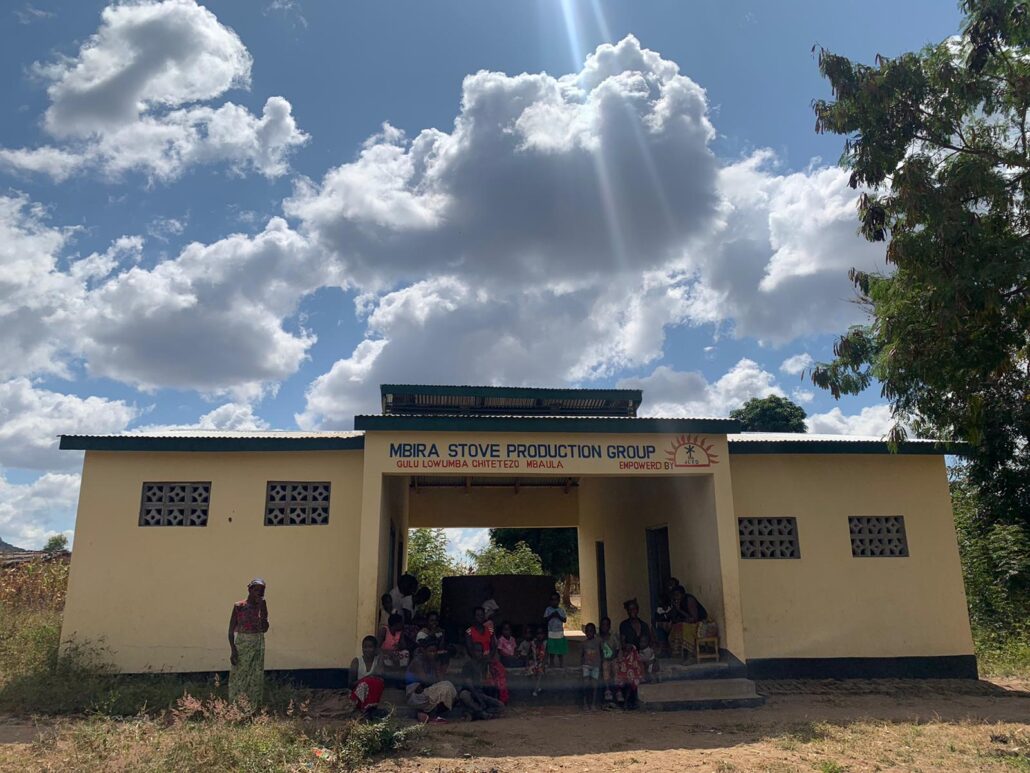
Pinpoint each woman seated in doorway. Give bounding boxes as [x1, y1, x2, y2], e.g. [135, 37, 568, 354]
[654, 577, 685, 655]
[668, 586, 710, 659]
[617, 597, 652, 651]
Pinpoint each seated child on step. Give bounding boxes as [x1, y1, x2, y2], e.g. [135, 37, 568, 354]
[637, 632, 659, 682]
[379, 613, 412, 670]
[496, 622, 522, 667]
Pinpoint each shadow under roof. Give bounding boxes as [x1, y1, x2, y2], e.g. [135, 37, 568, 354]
[380, 384, 642, 417]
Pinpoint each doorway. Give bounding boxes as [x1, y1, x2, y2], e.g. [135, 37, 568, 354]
[645, 526, 671, 621]
[595, 541, 608, 621]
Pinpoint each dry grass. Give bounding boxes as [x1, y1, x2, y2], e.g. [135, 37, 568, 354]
[0, 695, 421, 772]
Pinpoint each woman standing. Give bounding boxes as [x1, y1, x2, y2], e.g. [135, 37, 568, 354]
[228, 578, 269, 708]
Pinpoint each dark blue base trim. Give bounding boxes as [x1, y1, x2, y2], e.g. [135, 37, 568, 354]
[746, 655, 978, 680]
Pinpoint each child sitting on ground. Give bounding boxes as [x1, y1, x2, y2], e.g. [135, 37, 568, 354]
[598, 616, 619, 707]
[580, 622, 602, 710]
[637, 632, 660, 683]
[529, 627, 548, 697]
[379, 612, 411, 670]
[496, 622, 522, 667]
[458, 642, 506, 720]
[543, 592, 568, 667]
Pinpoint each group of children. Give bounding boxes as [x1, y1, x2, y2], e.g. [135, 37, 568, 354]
[347, 578, 686, 719]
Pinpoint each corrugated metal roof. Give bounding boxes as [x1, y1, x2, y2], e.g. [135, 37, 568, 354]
[727, 432, 966, 455]
[64, 430, 363, 439]
[60, 431, 365, 452]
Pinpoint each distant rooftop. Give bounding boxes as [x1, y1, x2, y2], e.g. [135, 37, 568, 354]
[380, 384, 642, 417]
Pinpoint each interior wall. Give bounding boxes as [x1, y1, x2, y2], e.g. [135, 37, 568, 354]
[377, 476, 409, 600]
[577, 476, 724, 643]
[407, 485, 579, 529]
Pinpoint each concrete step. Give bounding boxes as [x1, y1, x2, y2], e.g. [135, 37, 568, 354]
[639, 678, 765, 711]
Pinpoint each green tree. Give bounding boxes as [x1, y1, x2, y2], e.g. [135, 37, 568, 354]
[489, 528, 578, 603]
[42, 535, 68, 554]
[729, 396, 808, 432]
[951, 464, 1030, 669]
[405, 528, 455, 613]
[467, 541, 544, 576]
[810, 0, 1030, 530]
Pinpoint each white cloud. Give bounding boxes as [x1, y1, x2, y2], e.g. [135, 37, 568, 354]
[296, 272, 691, 428]
[780, 352, 814, 375]
[14, 4, 54, 24]
[806, 404, 894, 436]
[0, 380, 137, 471]
[444, 528, 489, 560]
[684, 151, 884, 343]
[4, 0, 307, 182]
[791, 388, 815, 404]
[285, 35, 719, 289]
[0, 471, 80, 550]
[619, 358, 783, 418]
[0, 193, 83, 379]
[0, 146, 85, 181]
[80, 217, 335, 395]
[137, 401, 270, 433]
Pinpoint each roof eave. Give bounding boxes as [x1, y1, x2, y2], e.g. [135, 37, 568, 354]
[59, 435, 366, 452]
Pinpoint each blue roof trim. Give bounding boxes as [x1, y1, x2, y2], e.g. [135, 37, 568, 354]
[354, 415, 740, 433]
[59, 435, 366, 452]
[728, 439, 969, 456]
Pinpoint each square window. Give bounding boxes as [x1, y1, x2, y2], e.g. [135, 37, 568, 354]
[265, 481, 331, 525]
[738, 517, 800, 559]
[849, 516, 908, 557]
[139, 483, 211, 526]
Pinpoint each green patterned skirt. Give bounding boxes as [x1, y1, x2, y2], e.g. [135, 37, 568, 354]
[229, 632, 265, 708]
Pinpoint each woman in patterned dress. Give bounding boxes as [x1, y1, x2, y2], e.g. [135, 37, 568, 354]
[228, 578, 269, 708]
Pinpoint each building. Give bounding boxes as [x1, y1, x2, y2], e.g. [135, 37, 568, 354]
[59, 384, 976, 681]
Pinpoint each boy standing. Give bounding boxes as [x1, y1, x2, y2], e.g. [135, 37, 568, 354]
[543, 592, 568, 667]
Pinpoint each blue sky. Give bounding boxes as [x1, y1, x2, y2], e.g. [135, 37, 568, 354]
[0, 0, 962, 550]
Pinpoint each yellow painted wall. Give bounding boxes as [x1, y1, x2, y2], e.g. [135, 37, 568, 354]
[408, 485, 579, 529]
[730, 454, 974, 659]
[62, 450, 364, 673]
[576, 476, 738, 656]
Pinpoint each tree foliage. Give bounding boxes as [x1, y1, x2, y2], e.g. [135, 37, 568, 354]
[466, 541, 544, 576]
[488, 528, 579, 577]
[729, 395, 808, 432]
[405, 528, 454, 613]
[811, 0, 1030, 529]
[951, 464, 1030, 666]
[42, 535, 68, 554]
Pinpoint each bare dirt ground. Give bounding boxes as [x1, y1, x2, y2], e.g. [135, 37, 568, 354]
[373, 677, 1030, 772]
[0, 678, 1027, 771]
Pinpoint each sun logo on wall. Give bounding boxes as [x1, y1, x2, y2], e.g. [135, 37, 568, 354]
[665, 435, 719, 467]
